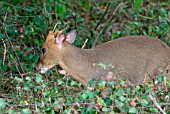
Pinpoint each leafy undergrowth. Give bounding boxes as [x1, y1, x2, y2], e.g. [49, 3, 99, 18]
[0, 72, 170, 113]
[0, 0, 170, 114]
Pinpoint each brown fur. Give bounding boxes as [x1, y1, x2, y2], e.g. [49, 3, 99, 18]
[36, 31, 170, 86]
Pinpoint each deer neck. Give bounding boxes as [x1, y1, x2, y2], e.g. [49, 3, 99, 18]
[58, 42, 96, 84]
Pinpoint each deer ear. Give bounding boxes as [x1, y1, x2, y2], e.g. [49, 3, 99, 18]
[66, 30, 76, 43]
[55, 34, 66, 45]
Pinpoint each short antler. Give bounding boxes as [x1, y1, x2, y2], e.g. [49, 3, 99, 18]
[61, 21, 70, 32]
[53, 22, 61, 34]
[53, 22, 70, 37]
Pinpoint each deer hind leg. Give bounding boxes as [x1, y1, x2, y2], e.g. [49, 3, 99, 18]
[164, 65, 170, 79]
[144, 60, 167, 84]
[145, 64, 170, 89]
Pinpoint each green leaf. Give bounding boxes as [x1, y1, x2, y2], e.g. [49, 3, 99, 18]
[50, 109, 55, 114]
[45, 106, 52, 111]
[5, 25, 15, 34]
[167, 80, 170, 88]
[119, 96, 126, 102]
[80, 0, 89, 10]
[27, 6, 34, 12]
[135, 86, 140, 91]
[168, 92, 170, 96]
[97, 96, 105, 106]
[0, 33, 6, 39]
[80, 93, 88, 100]
[53, 100, 59, 105]
[102, 107, 109, 112]
[112, 107, 121, 113]
[55, 3, 66, 15]
[160, 8, 167, 18]
[24, 86, 30, 91]
[10, 54, 14, 59]
[107, 81, 115, 86]
[36, 74, 42, 83]
[8, 109, 17, 114]
[129, 106, 137, 113]
[97, 80, 106, 89]
[122, 106, 129, 113]
[88, 108, 95, 114]
[34, 17, 44, 26]
[140, 99, 148, 106]
[57, 79, 64, 85]
[21, 108, 30, 114]
[64, 109, 71, 113]
[149, 107, 159, 113]
[158, 75, 166, 83]
[71, 80, 77, 86]
[150, 10, 155, 18]
[41, 83, 47, 88]
[34, 39, 39, 45]
[0, 98, 6, 109]
[126, 88, 131, 95]
[26, 76, 31, 81]
[86, 90, 95, 99]
[98, 63, 106, 69]
[88, 79, 95, 86]
[56, 60, 59, 64]
[159, 68, 164, 73]
[116, 87, 124, 96]
[161, 23, 169, 31]
[117, 101, 124, 107]
[67, 97, 73, 103]
[111, 32, 119, 39]
[134, 0, 143, 10]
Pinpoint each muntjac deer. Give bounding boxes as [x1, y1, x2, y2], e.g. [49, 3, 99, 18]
[35, 23, 170, 86]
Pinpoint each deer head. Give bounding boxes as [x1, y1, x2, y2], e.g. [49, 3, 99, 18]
[35, 22, 76, 73]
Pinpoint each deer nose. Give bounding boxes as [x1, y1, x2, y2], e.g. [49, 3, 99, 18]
[35, 56, 41, 71]
[34, 62, 42, 71]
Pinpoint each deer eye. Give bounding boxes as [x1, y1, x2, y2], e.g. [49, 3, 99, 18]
[42, 48, 46, 55]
